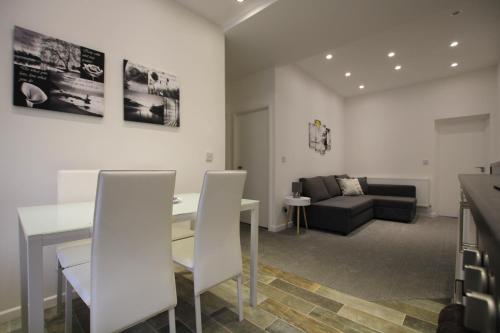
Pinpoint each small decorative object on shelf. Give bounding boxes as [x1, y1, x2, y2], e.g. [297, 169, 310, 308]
[292, 181, 302, 198]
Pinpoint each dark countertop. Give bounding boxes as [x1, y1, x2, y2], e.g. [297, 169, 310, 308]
[459, 174, 500, 246]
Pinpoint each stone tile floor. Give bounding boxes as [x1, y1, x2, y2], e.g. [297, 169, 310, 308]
[1, 257, 448, 333]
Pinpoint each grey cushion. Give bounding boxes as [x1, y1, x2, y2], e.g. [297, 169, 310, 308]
[355, 177, 369, 194]
[312, 196, 373, 216]
[300, 177, 330, 203]
[322, 176, 341, 197]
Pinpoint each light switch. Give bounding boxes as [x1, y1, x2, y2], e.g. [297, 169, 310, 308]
[281, 156, 286, 163]
[423, 159, 429, 166]
[206, 152, 213, 162]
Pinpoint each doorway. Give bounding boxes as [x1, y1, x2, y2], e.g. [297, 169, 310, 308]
[435, 114, 490, 217]
[233, 108, 270, 228]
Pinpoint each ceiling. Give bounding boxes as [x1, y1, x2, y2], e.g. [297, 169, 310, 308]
[175, 0, 500, 98]
[297, 0, 500, 97]
[174, 0, 277, 31]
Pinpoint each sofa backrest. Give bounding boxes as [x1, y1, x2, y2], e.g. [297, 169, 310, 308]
[367, 184, 416, 198]
[299, 177, 331, 203]
[321, 176, 341, 197]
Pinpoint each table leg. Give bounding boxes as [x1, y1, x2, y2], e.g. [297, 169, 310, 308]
[302, 207, 309, 230]
[27, 235, 44, 333]
[249, 206, 259, 307]
[296, 206, 300, 235]
[19, 222, 28, 332]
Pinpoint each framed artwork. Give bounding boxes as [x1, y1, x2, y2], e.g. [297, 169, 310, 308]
[13, 26, 105, 117]
[308, 119, 331, 155]
[123, 59, 180, 127]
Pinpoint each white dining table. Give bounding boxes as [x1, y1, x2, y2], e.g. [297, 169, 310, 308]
[18, 192, 259, 333]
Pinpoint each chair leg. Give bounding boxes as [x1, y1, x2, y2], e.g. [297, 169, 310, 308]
[237, 275, 244, 321]
[57, 262, 63, 315]
[65, 279, 73, 333]
[168, 308, 176, 333]
[194, 293, 202, 333]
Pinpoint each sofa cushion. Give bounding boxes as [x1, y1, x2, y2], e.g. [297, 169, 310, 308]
[355, 177, 369, 194]
[312, 196, 373, 216]
[367, 195, 416, 209]
[322, 175, 341, 197]
[337, 178, 364, 196]
[300, 177, 330, 203]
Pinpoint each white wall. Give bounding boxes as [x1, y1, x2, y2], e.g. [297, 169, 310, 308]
[497, 63, 500, 160]
[273, 65, 345, 229]
[227, 66, 344, 230]
[0, 0, 225, 316]
[226, 68, 275, 169]
[344, 67, 497, 211]
[226, 69, 275, 228]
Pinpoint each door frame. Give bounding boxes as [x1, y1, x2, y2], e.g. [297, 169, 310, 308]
[232, 107, 273, 229]
[433, 113, 490, 217]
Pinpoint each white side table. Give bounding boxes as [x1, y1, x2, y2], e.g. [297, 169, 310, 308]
[284, 196, 311, 235]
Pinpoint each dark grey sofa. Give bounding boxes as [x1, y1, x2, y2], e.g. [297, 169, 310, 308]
[299, 176, 417, 235]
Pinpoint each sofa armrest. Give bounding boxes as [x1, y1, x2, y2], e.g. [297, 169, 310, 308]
[367, 184, 416, 198]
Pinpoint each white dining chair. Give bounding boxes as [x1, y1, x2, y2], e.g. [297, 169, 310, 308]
[172, 170, 247, 333]
[63, 170, 178, 333]
[55, 170, 99, 314]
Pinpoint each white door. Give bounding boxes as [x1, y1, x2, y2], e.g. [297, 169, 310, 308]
[233, 109, 269, 227]
[436, 114, 490, 217]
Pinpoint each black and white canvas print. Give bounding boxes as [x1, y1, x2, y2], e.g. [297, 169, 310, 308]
[308, 120, 331, 155]
[13, 26, 105, 117]
[123, 60, 180, 127]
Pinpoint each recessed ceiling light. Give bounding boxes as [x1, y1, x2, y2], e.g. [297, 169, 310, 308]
[450, 62, 458, 68]
[359, 85, 365, 89]
[450, 41, 459, 48]
[387, 51, 396, 58]
[394, 65, 402, 71]
[236, 0, 245, 2]
[345, 72, 351, 77]
[325, 54, 333, 60]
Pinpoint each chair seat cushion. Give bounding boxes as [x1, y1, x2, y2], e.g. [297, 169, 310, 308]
[63, 262, 91, 306]
[312, 196, 373, 216]
[172, 237, 194, 270]
[172, 221, 195, 241]
[367, 195, 417, 209]
[56, 239, 91, 269]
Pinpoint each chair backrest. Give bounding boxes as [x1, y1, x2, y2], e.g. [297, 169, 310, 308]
[57, 170, 99, 204]
[193, 170, 247, 294]
[90, 171, 177, 333]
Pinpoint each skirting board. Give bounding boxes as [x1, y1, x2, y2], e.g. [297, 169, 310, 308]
[269, 221, 293, 232]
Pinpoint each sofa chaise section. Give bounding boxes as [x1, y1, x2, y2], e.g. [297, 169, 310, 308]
[309, 196, 374, 235]
[299, 176, 417, 235]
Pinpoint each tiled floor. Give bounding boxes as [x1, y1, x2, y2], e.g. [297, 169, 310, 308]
[1, 257, 447, 333]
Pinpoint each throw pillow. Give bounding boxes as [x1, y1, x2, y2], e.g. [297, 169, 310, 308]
[322, 175, 341, 197]
[356, 177, 369, 194]
[299, 177, 330, 203]
[337, 178, 364, 196]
